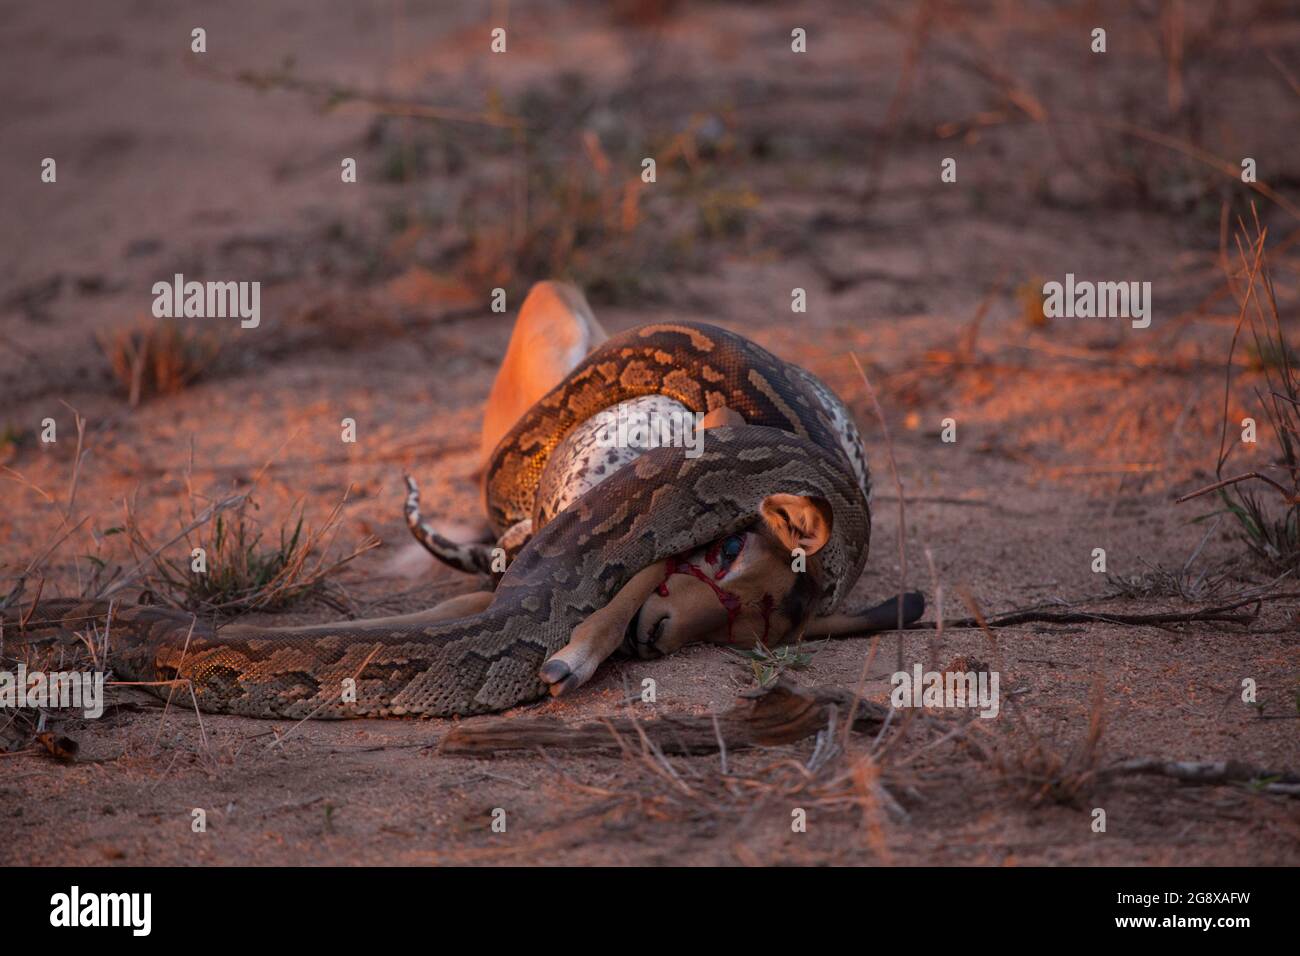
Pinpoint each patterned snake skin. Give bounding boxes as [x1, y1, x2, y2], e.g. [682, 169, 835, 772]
[4, 323, 870, 718]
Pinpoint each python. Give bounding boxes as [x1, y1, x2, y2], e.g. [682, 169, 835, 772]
[7, 282, 923, 718]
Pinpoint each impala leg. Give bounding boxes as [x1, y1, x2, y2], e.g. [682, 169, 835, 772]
[480, 281, 606, 469]
[539, 563, 664, 696]
[220, 590, 495, 639]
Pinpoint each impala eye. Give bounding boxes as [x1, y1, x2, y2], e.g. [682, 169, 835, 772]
[719, 534, 744, 564]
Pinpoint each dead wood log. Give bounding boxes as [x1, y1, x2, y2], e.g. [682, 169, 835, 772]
[438, 679, 889, 756]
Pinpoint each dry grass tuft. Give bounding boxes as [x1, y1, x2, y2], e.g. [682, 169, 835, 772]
[458, 129, 750, 305]
[122, 489, 378, 615]
[983, 681, 1106, 808]
[1106, 518, 1230, 601]
[1182, 208, 1300, 571]
[0, 604, 112, 755]
[954, 590, 1105, 808]
[96, 319, 222, 407]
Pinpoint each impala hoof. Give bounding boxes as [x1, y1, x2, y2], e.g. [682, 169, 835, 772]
[539, 659, 580, 696]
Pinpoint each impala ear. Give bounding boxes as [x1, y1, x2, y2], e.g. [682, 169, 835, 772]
[759, 493, 833, 556]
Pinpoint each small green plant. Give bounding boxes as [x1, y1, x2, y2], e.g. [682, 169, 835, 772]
[1247, 775, 1282, 793]
[0, 422, 29, 462]
[733, 640, 813, 687]
[198, 509, 304, 606]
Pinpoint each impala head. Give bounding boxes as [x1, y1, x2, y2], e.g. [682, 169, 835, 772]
[625, 493, 833, 657]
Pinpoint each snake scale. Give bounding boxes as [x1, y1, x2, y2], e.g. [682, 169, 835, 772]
[5, 323, 871, 718]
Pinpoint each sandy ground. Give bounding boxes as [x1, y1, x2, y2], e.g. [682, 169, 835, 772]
[1, 1, 1298, 865]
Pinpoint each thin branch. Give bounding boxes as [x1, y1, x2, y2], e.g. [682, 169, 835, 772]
[903, 595, 1280, 630]
[1176, 471, 1297, 504]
